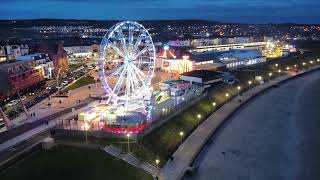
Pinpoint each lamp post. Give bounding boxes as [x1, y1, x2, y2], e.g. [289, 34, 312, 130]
[155, 159, 160, 170]
[127, 133, 131, 152]
[179, 131, 184, 144]
[237, 86, 241, 95]
[248, 81, 252, 89]
[225, 93, 229, 101]
[286, 67, 290, 71]
[212, 102, 216, 111]
[275, 63, 279, 68]
[162, 108, 165, 117]
[268, 72, 272, 81]
[278, 69, 282, 75]
[84, 122, 89, 142]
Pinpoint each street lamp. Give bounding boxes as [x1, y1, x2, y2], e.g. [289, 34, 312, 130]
[162, 108, 166, 117]
[268, 72, 272, 81]
[84, 122, 89, 142]
[310, 60, 314, 64]
[155, 159, 160, 170]
[212, 102, 216, 107]
[179, 131, 184, 144]
[275, 63, 279, 67]
[286, 67, 290, 70]
[302, 62, 306, 66]
[278, 69, 282, 74]
[248, 80, 252, 88]
[317, 59, 320, 62]
[225, 93, 229, 99]
[127, 133, 131, 152]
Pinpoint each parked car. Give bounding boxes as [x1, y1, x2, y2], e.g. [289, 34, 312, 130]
[7, 100, 18, 107]
[61, 81, 69, 86]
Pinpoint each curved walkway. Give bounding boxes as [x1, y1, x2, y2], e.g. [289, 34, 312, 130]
[186, 68, 320, 180]
[159, 65, 320, 180]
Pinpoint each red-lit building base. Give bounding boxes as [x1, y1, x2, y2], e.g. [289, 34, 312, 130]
[102, 123, 150, 134]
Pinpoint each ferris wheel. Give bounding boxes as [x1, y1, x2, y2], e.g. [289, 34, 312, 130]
[98, 21, 156, 111]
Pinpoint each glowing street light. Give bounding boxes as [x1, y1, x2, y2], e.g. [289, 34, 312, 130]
[127, 133, 131, 152]
[84, 122, 90, 142]
[294, 64, 297, 68]
[275, 63, 279, 67]
[155, 159, 160, 170]
[248, 80, 252, 88]
[179, 131, 184, 144]
[278, 69, 282, 73]
[286, 67, 290, 70]
[269, 72, 273, 77]
[212, 102, 216, 107]
[237, 86, 241, 95]
[317, 59, 320, 62]
[302, 62, 306, 66]
[310, 60, 314, 64]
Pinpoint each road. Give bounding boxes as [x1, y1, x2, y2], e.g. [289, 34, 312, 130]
[186, 70, 320, 179]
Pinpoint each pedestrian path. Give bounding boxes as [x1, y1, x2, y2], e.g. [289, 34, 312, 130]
[103, 145, 159, 176]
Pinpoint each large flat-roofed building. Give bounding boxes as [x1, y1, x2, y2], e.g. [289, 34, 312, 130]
[191, 49, 266, 69]
[180, 70, 224, 84]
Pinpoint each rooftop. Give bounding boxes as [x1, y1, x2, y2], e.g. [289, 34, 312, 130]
[180, 70, 225, 79]
[190, 49, 263, 63]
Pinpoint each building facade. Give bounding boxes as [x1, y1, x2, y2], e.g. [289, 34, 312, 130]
[16, 53, 54, 79]
[0, 59, 45, 97]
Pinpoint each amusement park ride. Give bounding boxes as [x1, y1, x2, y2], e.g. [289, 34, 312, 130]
[78, 21, 156, 134]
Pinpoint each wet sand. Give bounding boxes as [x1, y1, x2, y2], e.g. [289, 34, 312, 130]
[187, 70, 320, 180]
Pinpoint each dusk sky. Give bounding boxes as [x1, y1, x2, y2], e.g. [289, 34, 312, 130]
[1, 0, 320, 24]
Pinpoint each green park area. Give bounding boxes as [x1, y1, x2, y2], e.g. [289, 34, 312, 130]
[64, 76, 96, 92]
[0, 146, 152, 180]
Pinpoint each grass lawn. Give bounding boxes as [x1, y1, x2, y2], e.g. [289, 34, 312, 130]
[0, 146, 152, 180]
[65, 76, 96, 92]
